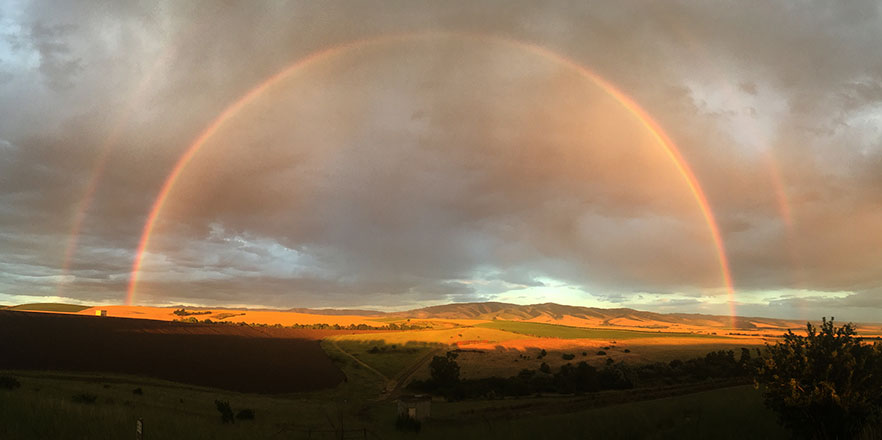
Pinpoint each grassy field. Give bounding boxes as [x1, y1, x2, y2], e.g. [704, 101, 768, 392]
[333, 327, 526, 346]
[371, 385, 788, 439]
[0, 369, 789, 439]
[478, 320, 725, 340]
[331, 339, 437, 379]
[6, 303, 91, 313]
[0, 371, 344, 440]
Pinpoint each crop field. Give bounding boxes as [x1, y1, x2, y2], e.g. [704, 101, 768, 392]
[333, 326, 526, 346]
[477, 320, 727, 340]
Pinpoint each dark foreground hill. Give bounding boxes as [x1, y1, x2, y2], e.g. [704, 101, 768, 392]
[0, 310, 376, 393]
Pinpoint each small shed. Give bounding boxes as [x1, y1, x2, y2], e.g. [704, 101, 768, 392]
[397, 395, 431, 421]
[95, 309, 107, 317]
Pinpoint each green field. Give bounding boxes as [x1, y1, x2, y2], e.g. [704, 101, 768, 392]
[399, 385, 787, 439]
[477, 320, 723, 340]
[0, 369, 789, 439]
[6, 303, 91, 313]
[331, 339, 437, 379]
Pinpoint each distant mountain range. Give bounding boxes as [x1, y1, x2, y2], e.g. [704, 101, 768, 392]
[291, 301, 811, 330]
[389, 302, 812, 330]
[286, 307, 387, 317]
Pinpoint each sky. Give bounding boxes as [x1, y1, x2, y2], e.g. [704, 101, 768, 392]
[1, 1, 881, 321]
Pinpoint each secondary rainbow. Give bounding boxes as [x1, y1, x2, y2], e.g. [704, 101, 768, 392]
[126, 32, 736, 317]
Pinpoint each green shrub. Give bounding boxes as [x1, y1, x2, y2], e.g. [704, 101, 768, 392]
[757, 318, 882, 439]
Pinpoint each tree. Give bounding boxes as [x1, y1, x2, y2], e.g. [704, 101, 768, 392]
[215, 400, 235, 424]
[756, 318, 882, 439]
[429, 351, 460, 387]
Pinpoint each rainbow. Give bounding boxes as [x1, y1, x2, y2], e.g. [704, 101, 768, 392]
[59, 44, 177, 295]
[126, 32, 736, 319]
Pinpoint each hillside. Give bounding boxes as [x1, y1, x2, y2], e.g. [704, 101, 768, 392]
[391, 302, 808, 331]
[5, 303, 91, 313]
[287, 307, 387, 317]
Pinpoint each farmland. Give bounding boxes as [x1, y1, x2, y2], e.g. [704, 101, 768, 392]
[0, 305, 834, 438]
[477, 320, 723, 340]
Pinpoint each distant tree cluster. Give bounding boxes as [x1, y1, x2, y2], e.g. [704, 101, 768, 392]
[172, 308, 212, 317]
[173, 317, 426, 331]
[410, 348, 754, 401]
[756, 318, 882, 439]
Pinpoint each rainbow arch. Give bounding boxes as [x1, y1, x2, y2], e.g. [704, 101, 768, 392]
[126, 31, 735, 319]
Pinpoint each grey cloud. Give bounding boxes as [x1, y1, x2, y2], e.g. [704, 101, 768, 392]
[30, 22, 81, 91]
[0, 1, 881, 319]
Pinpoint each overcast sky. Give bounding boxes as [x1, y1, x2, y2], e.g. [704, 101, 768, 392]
[1, 1, 881, 321]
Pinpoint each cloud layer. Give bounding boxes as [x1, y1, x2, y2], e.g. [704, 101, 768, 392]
[1, 0, 881, 320]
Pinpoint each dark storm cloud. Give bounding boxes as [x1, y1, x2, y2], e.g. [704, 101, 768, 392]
[0, 0, 881, 318]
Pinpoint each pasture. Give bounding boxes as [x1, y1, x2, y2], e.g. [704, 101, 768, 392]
[0, 309, 786, 438]
[477, 320, 724, 340]
[0, 370, 786, 439]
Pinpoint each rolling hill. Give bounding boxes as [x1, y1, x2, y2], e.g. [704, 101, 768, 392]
[390, 302, 809, 331]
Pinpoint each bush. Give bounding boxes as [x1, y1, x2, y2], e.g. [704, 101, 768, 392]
[623, 349, 631, 353]
[757, 318, 882, 439]
[236, 409, 255, 420]
[562, 353, 575, 360]
[132, 387, 143, 395]
[539, 362, 551, 374]
[215, 400, 235, 424]
[72, 393, 98, 404]
[0, 376, 21, 390]
[596, 350, 607, 356]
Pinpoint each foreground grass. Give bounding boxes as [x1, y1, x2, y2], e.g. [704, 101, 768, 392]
[0, 370, 788, 440]
[372, 385, 787, 439]
[478, 320, 725, 340]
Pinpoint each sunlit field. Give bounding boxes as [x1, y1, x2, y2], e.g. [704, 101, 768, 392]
[476, 320, 725, 340]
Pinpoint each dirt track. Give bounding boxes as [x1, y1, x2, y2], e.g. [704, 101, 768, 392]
[0, 310, 377, 393]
